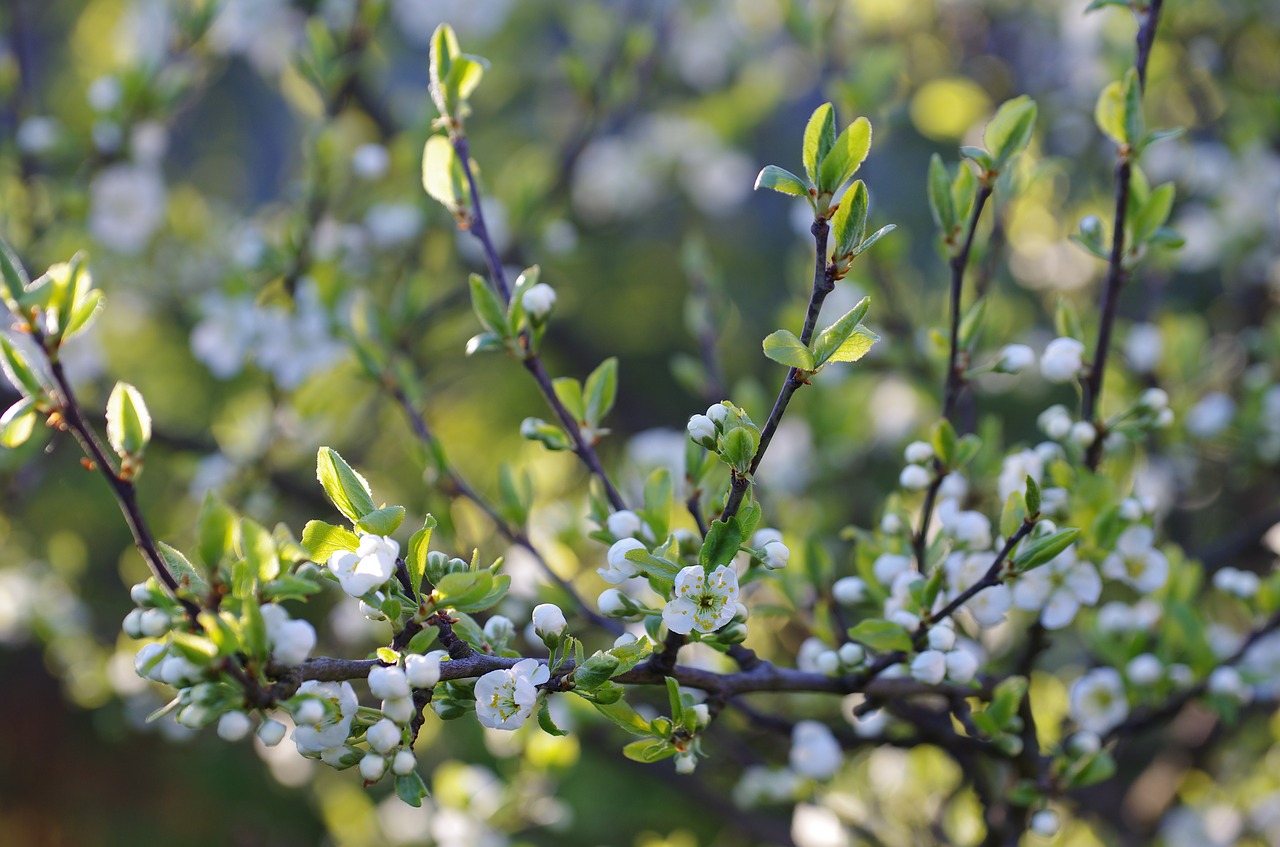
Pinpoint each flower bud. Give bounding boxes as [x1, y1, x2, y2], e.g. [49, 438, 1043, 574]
[382, 697, 415, 725]
[257, 719, 287, 747]
[945, 649, 978, 683]
[392, 750, 417, 776]
[483, 615, 516, 647]
[1030, 809, 1059, 836]
[706, 403, 730, 426]
[899, 464, 930, 491]
[996, 343, 1035, 374]
[1069, 421, 1097, 447]
[532, 603, 567, 646]
[815, 651, 841, 676]
[521, 283, 557, 321]
[674, 751, 697, 774]
[1126, 653, 1163, 686]
[903, 441, 933, 464]
[177, 705, 213, 729]
[217, 711, 252, 742]
[837, 642, 864, 667]
[687, 414, 716, 446]
[134, 642, 167, 681]
[927, 626, 956, 652]
[366, 718, 402, 754]
[1138, 387, 1168, 412]
[832, 577, 867, 606]
[600, 539, 643, 584]
[359, 753, 387, 782]
[122, 608, 145, 639]
[368, 665, 411, 700]
[759, 539, 790, 570]
[130, 582, 152, 605]
[605, 510, 643, 539]
[1040, 338, 1085, 384]
[880, 513, 903, 534]
[910, 650, 947, 685]
[139, 607, 171, 638]
[597, 588, 631, 616]
[405, 651, 446, 689]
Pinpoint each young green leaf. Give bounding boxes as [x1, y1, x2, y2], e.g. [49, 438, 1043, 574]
[301, 520, 360, 562]
[1132, 182, 1175, 245]
[927, 154, 956, 235]
[830, 181, 868, 259]
[762, 330, 815, 370]
[1122, 69, 1145, 152]
[469, 273, 510, 338]
[356, 506, 407, 537]
[0, 336, 45, 398]
[0, 397, 37, 448]
[810, 296, 872, 366]
[241, 517, 280, 583]
[847, 619, 913, 652]
[0, 236, 29, 313]
[196, 492, 238, 571]
[984, 95, 1037, 171]
[316, 446, 377, 523]
[583, 357, 618, 428]
[1013, 528, 1080, 573]
[824, 326, 879, 364]
[1094, 79, 1127, 146]
[700, 518, 743, 569]
[801, 103, 836, 186]
[105, 381, 151, 458]
[754, 165, 809, 197]
[406, 515, 438, 597]
[817, 117, 872, 195]
[422, 134, 471, 218]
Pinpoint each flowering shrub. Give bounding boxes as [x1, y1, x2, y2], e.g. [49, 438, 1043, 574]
[2, 1, 1279, 846]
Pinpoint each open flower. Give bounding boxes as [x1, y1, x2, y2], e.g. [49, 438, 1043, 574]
[327, 534, 399, 598]
[474, 658, 550, 730]
[789, 720, 842, 780]
[1012, 546, 1102, 629]
[662, 565, 740, 635]
[1068, 668, 1128, 734]
[1101, 526, 1169, 594]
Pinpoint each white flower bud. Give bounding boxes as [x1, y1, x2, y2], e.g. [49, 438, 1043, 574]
[598, 588, 631, 616]
[1125, 653, 1163, 686]
[1207, 666, 1244, 699]
[130, 582, 152, 605]
[759, 539, 790, 570]
[484, 615, 516, 646]
[606, 510, 644, 539]
[366, 718, 402, 754]
[613, 632, 638, 648]
[1069, 421, 1097, 447]
[382, 697, 415, 725]
[521, 283, 557, 320]
[687, 414, 716, 445]
[134, 642, 167, 680]
[706, 403, 730, 425]
[889, 610, 921, 631]
[1040, 338, 1086, 383]
[880, 513, 903, 534]
[177, 705, 213, 729]
[674, 751, 697, 774]
[294, 698, 325, 726]
[1069, 731, 1100, 756]
[1167, 664, 1194, 687]
[1155, 408, 1174, 428]
[257, 718, 287, 747]
[351, 143, 390, 180]
[899, 464, 931, 491]
[945, 649, 979, 683]
[1138, 388, 1168, 412]
[600, 538, 644, 584]
[359, 753, 387, 781]
[139, 608, 171, 638]
[873, 554, 912, 586]
[405, 651, 446, 689]
[368, 665, 411, 700]
[927, 627, 956, 652]
[815, 651, 842, 676]
[904, 441, 934, 464]
[217, 711, 252, 742]
[1125, 323, 1163, 373]
[1118, 498, 1144, 522]
[122, 608, 145, 639]
[691, 704, 711, 729]
[392, 750, 417, 776]
[1030, 809, 1060, 836]
[996, 343, 1035, 374]
[837, 643, 864, 667]
[910, 650, 947, 685]
[532, 603, 568, 643]
[1038, 405, 1073, 440]
[832, 576, 867, 606]
[160, 656, 200, 687]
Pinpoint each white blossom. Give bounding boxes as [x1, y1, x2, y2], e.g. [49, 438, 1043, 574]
[903, 441, 933, 464]
[392, 750, 417, 776]
[899, 464, 931, 490]
[1186, 392, 1235, 438]
[872, 553, 911, 586]
[359, 753, 387, 781]
[597, 588, 631, 616]
[1030, 809, 1060, 837]
[927, 626, 956, 652]
[474, 658, 550, 730]
[532, 603, 567, 641]
[328, 534, 399, 598]
[944, 552, 1011, 627]
[706, 402, 731, 425]
[217, 711, 252, 742]
[1069, 668, 1128, 734]
[16, 116, 59, 154]
[292, 680, 358, 754]
[364, 203, 423, 248]
[294, 698, 325, 726]
[832, 577, 867, 606]
[260, 604, 316, 666]
[998, 449, 1044, 507]
[838, 643, 864, 667]
[789, 720, 842, 780]
[257, 718, 287, 747]
[405, 650, 447, 689]
[1126, 653, 1163, 686]
[815, 651, 841, 676]
[1038, 404, 1073, 440]
[1040, 337, 1086, 383]
[483, 615, 515, 646]
[910, 650, 947, 685]
[663, 565, 739, 635]
[938, 500, 993, 550]
[88, 76, 122, 112]
[368, 665, 411, 701]
[759, 539, 791, 570]
[1207, 666, 1245, 700]
[366, 718, 402, 754]
[382, 697, 414, 725]
[1070, 421, 1097, 447]
[599, 538, 645, 584]
[687, 414, 716, 445]
[521, 283, 557, 320]
[945, 649, 979, 683]
[1138, 387, 1169, 412]
[606, 510, 644, 539]
[996, 343, 1035, 374]
[1011, 547, 1102, 630]
[351, 143, 390, 180]
[1125, 323, 1163, 373]
[1213, 567, 1260, 599]
[1101, 526, 1169, 593]
[89, 164, 166, 255]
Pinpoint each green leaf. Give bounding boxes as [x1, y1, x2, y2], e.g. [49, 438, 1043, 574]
[847, 619, 913, 652]
[801, 104, 837, 186]
[824, 326, 879, 364]
[406, 515, 437, 597]
[316, 446, 377, 523]
[622, 738, 678, 764]
[196, 492, 238, 571]
[986, 676, 1027, 728]
[0, 336, 45, 398]
[356, 506, 406, 537]
[811, 296, 872, 366]
[241, 518, 280, 583]
[642, 467, 673, 541]
[594, 699, 655, 736]
[700, 518, 742, 568]
[521, 417, 573, 451]
[1054, 298, 1082, 341]
[1122, 69, 1144, 152]
[1012, 528, 1080, 573]
[0, 397, 37, 448]
[0, 236, 30, 312]
[830, 180, 868, 259]
[932, 419, 958, 467]
[583, 357, 618, 429]
[984, 96, 1037, 171]
[301, 520, 360, 562]
[959, 146, 993, 174]
[1132, 182, 1175, 245]
[853, 225, 895, 258]
[762, 329, 815, 370]
[817, 116, 872, 194]
[719, 427, 756, 475]
[395, 772, 429, 807]
[469, 273, 510, 338]
[1095, 79, 1126, 145]
[951, 161, 978, 226]
[537, 700, 566, 736]
[552, 377, 585, 423]
[428, 23, 462, 117]
[105, 381, 151, 458]
[623, 549, 682, 582]
[64, 289, 104, 340]
[1000, 491, 1027, 540]
[422, 134, 471, 217]
[1024, 475, 1041, 515]
[1069, 750, 1117, 788]
[927, 154, 956, 234]
[958, 298, 987, 350]
[754, 165, 809, 197]
[159, 542, 209, 596]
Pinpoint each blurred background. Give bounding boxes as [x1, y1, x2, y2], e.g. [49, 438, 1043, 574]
[1, 0, 1278, 845]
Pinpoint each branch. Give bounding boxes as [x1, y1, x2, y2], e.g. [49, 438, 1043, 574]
[1082, 0, 1165, 469]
